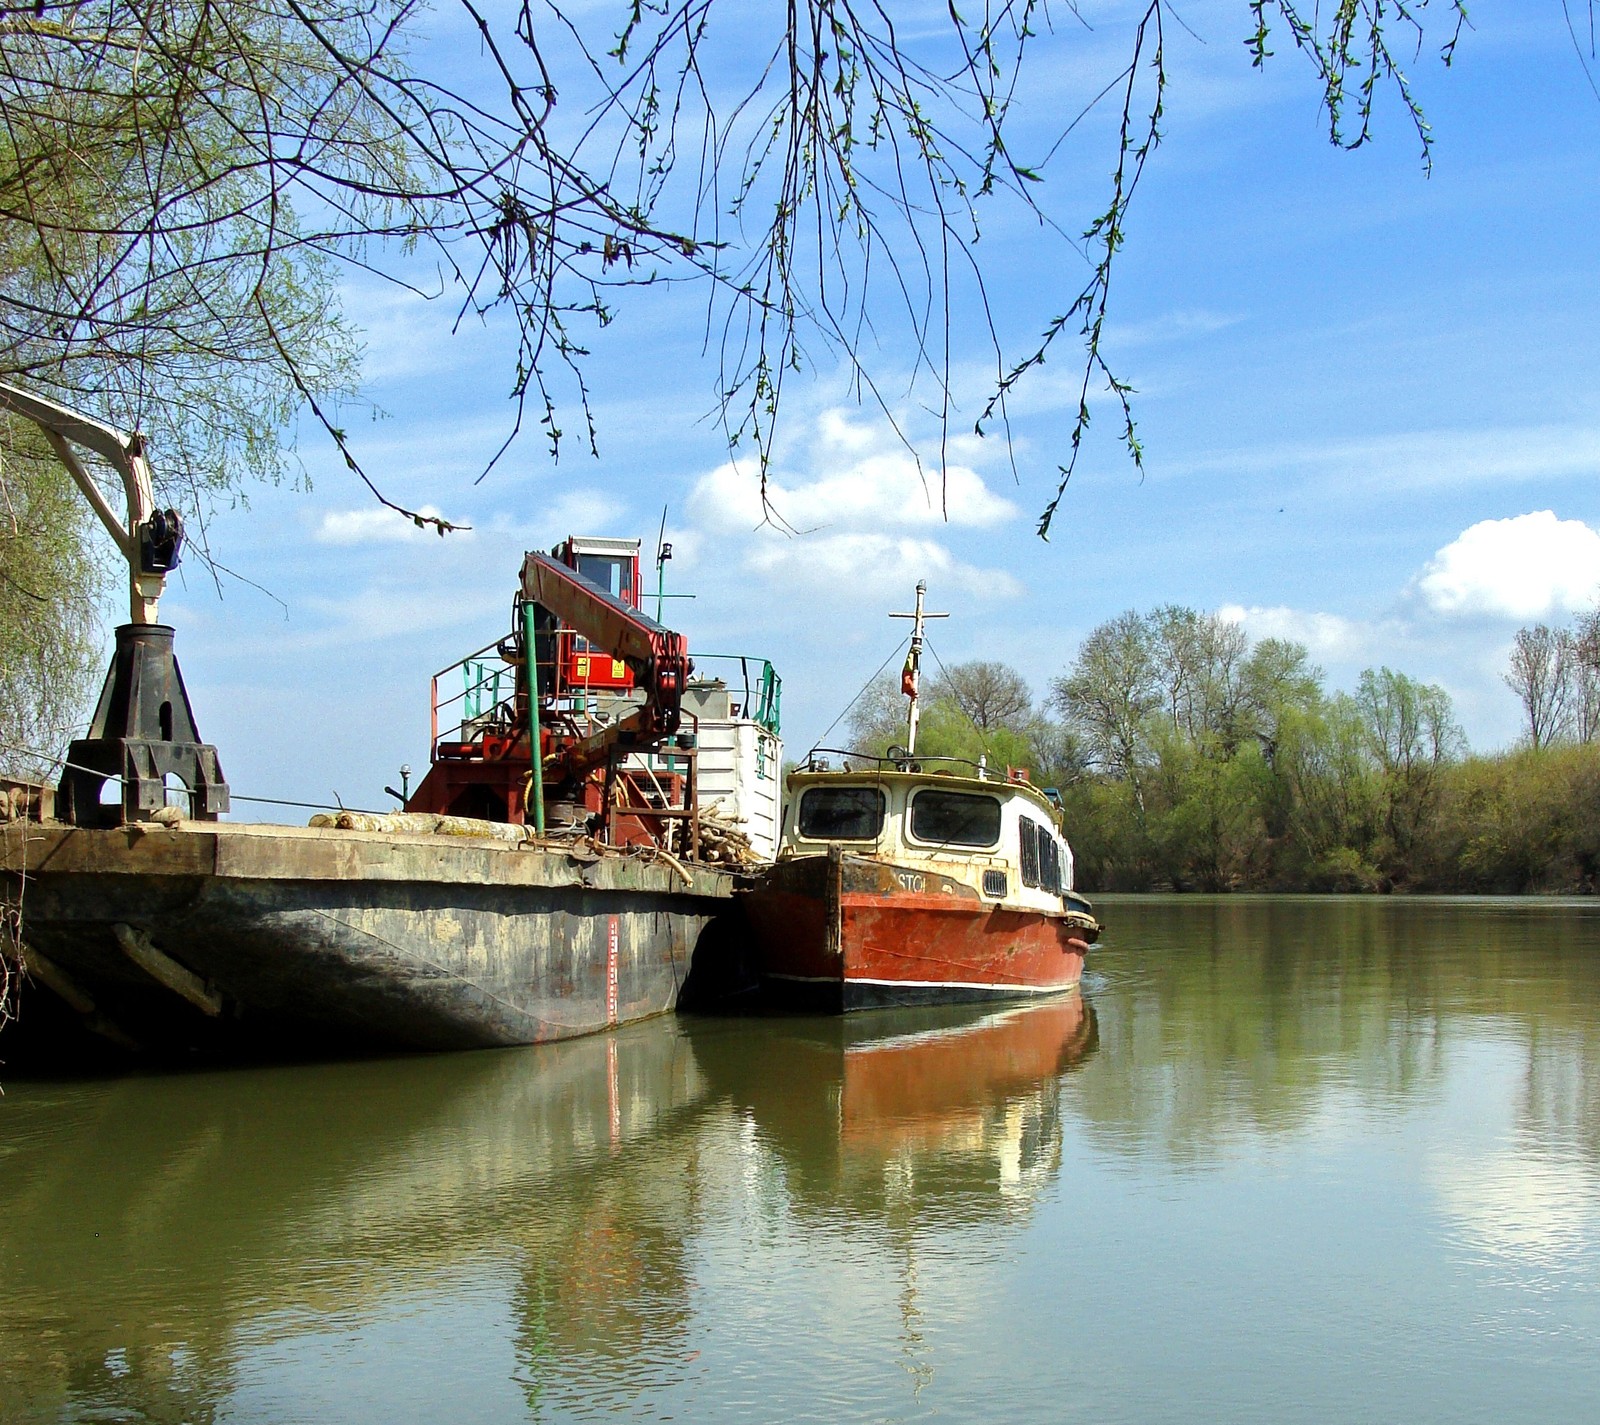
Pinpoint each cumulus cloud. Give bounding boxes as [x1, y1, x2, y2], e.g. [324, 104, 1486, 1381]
[673, 407, 1025, 618]
[1218, 604, 1370, 662]
[520, 489, 628, 541]
[1417, 511, 1600, 620]
[742, 532, 1023, 607]
[688, 411, 1017, 535]
[313, 504, 461, 545]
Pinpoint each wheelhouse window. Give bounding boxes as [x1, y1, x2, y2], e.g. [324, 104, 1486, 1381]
[909, 790, 1002, 848]
[1020, 819, 1041, 887]
[797, 785, 886, 841]
[1020, 816, 1062, 893]
[1040, 831, 1061, 894]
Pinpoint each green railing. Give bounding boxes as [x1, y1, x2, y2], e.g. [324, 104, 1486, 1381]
[464, 659, 514, 722]
[430, 637, 517, 748]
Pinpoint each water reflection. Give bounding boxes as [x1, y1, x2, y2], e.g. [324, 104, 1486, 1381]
[0, 995, 1095, 1422]
[685, 998, 1098, 1226]
[0, 1024, 714, 1423]
[1074, 896, 1600, 1170]
[3, 899, 1600, 1423]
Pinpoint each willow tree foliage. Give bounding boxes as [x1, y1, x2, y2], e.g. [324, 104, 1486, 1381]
[1, 1, 1476, 504]
[0, 431, 108, 773]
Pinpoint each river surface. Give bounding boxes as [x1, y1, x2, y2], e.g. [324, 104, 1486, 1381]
[3, 896, 1600, 1423]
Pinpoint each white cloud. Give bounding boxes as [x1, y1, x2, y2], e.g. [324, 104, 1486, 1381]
[1105, 308, 1243, 348]
[675, 408, 1025, 620]
[311, 488, 622, 554]
[342, 282, 465, 384]
[291, 585, 491, 648]
[1417, 511, 1600, 620]
[313, 504, 461, 546]
[1218, 603, 1371, 662]
[687, 412, 1018, 535]
[742, 532, 1024, 607]
[519, 489, 628, 541]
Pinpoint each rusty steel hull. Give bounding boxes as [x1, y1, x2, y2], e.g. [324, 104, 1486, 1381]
[1, 821, 734, 1065]
[743, 850, 1088, 1012]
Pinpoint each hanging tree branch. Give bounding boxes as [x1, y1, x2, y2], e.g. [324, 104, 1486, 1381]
[0, 1, 1472, 543]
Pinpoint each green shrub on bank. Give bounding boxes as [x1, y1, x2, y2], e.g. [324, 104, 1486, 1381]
[1432, 745, 1600, 893]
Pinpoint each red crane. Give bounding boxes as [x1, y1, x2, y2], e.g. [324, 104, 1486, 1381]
[408, 537, 699, 851]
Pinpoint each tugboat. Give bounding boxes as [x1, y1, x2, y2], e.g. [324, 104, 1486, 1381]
[742, 582, 1099, 1011]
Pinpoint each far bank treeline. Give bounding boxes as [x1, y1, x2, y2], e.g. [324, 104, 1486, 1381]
[846, 607, 1600, 895]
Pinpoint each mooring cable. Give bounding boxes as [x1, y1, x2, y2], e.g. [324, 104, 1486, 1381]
[0, 739, 383, 817]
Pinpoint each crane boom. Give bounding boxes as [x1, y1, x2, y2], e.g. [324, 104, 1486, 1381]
[0, 379, 179, 624]
[411, 538, 697, 844]
[520, 550, 690, 741]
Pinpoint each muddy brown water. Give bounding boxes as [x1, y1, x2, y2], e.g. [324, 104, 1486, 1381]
[3, 896, 1598, 1423]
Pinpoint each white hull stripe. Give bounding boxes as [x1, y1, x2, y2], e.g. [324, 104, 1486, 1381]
[767, 972, 1079, 995]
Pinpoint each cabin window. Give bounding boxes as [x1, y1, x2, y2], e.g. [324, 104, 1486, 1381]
[909, 790, 1002, 848]
[1020, 816, 1061, 893]
[1039, 828, 1061, 894]
[1020, 819, 1041, 887]
[576, 553, 633, 603]
[797, 785, 886, 841]
[573, 554, 634, 657]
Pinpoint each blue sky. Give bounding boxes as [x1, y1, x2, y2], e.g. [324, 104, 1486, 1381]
[148, 2, 1600, 816]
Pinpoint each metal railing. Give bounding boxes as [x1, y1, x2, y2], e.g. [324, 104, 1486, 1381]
[430, 638, 515, 751]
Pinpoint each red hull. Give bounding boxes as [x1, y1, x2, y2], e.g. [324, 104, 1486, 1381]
[744, 850, 1088, 1011]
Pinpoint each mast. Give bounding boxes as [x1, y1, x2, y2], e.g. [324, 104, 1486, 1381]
[890, 581, 947, 757]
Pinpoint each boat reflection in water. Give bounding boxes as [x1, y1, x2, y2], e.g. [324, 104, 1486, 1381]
[9, 899, 1600, 1424]
[0, 990, 1095, 1424]
[687, 994, 1099, 1222]
[0, 1021, 719, 1423]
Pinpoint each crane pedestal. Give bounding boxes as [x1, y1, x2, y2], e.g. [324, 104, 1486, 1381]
[57, 624, 230, 826]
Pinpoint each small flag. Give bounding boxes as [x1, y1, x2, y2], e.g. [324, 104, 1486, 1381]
[901, 648, 918, 698]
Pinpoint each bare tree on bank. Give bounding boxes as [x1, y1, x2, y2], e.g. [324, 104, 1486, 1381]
[1502, 608, 1600, 753]
[1505, 624, 1573, 750]
[1574, 611, 1600, 743]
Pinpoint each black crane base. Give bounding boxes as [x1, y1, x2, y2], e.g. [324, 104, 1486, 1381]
[57, 624, 230, 827]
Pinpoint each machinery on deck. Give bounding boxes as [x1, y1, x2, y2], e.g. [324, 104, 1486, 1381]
[409, 537, 709, 854]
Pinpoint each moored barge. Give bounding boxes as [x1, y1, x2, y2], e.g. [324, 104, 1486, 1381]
[2, 818, 732, 1063]
[0, 379, 779, 1065]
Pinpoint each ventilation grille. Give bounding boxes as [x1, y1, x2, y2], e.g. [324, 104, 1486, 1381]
[982, 869, 1008, 898]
